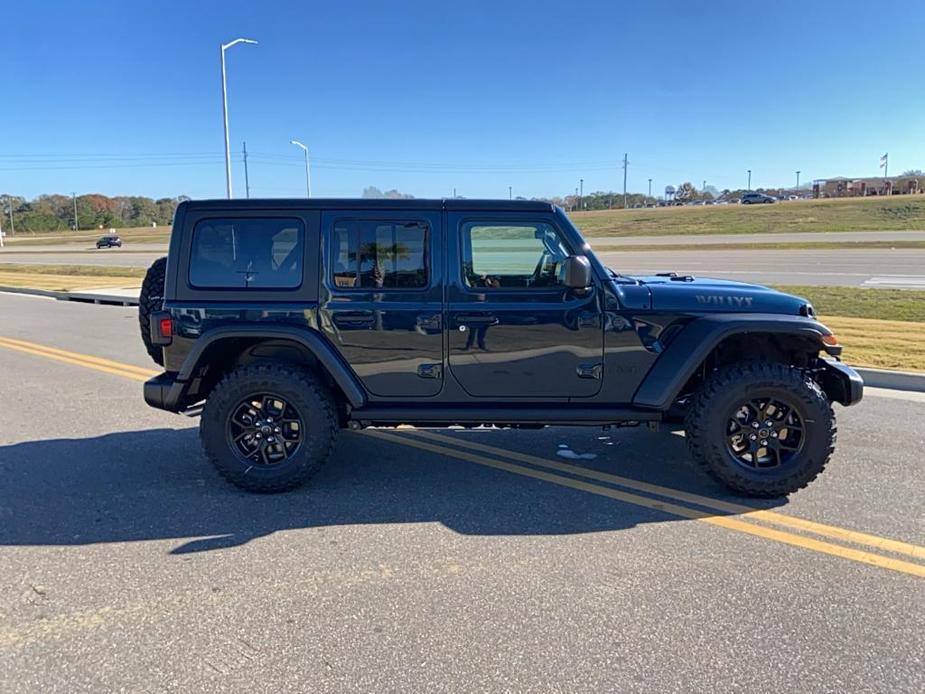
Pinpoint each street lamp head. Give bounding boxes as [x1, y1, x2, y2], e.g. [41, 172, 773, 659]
[222, 37, 258, 51]
[290, 140, 308, 152]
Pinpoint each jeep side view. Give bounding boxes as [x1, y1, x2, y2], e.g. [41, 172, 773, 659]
[140, 199, 862, 496]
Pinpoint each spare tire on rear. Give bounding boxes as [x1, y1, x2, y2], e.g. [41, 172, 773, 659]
[139, 256, 167, 366]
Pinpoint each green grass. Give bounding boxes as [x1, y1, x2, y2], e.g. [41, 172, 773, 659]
[0, 263, 146, 278]
[591, 240, 925, 252]
[571, 195, 925, 237]
[772, 285, 925, 323]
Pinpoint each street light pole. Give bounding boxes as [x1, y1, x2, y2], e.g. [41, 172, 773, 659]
[796, 170, 801, 189]
[221, 37, 258, 199]
[648, 178, 652, 198]
[72, 192, 78, 231]
[290, 140, 312, 197]
[579, 178, 583, 209]
[747, 169, 752, 191]
[508, 185, 512, 200]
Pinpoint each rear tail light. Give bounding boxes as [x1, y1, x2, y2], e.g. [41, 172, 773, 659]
[150, 311, 173, 346]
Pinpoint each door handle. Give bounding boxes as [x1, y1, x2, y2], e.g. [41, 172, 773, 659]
[457, 313, 497, 326]
[333, 312, 375, 328]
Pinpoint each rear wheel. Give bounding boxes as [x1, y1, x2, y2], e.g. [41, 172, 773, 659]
[200, 364, 338, 493]
[685, 361, 835, 497]
[138, 256, 167, 366]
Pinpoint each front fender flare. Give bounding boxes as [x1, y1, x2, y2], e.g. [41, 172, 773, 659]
[632, 314, 836, 411]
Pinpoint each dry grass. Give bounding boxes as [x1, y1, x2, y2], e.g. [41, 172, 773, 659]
[3, 226, 171, 246]
[0, 271, 141, 292]
[824, 316, 925, 371]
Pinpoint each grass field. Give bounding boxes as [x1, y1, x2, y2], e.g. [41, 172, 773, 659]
[572, 195, 925, 237]
[0, 263, 143, 292]
[3, 196, 925, 246]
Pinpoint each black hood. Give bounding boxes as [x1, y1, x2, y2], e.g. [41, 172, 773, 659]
[630, 275, 811, 315]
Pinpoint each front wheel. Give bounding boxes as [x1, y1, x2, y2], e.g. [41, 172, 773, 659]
[200, 364, 338, 493]
[685, 361, 836, 497]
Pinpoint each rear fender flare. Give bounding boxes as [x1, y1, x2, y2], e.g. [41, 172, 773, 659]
[176, 325, 366, 409]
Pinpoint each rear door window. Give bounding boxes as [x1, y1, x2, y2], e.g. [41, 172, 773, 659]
[331, 220, 428, 289]
[189, 218, 304, 289]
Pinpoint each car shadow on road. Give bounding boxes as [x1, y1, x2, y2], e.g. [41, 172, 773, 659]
[0, 427, 789, 554]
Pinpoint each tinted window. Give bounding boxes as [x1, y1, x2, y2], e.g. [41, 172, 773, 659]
[461, 221, 571, 289]
[331, 220, 428, 289]
[189, 218, 303, 289]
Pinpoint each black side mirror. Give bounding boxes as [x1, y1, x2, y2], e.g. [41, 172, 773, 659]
[563, 255, 592, 289]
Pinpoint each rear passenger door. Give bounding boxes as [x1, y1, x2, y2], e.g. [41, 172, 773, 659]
[318, 210, 444, 398]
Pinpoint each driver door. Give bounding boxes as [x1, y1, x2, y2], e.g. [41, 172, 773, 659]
[446, 213, 604, 399]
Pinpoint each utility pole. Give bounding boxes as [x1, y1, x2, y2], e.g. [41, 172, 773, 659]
[508, 185, 512, 200]
[579, 178, 584, 209]
[72, 193, 78, 231]
[622, 153, 628, 208]
[702, 179, 706, 191]
[648, 178, 652, 198]
[796, 170, 801, 189]
[242, 142, 251, 199]
[747, 169, 752, 191]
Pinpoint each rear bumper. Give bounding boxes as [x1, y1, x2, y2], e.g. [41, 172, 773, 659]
[818, 360, 864, 406]
[143, 372, 186, 412]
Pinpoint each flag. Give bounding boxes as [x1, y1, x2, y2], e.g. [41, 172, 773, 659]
[880, 153, 888, 169]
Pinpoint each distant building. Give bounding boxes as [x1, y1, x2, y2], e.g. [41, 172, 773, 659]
[812, 175, 923, 198]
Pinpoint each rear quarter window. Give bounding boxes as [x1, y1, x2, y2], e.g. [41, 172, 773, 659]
[189, 218, 304, 289]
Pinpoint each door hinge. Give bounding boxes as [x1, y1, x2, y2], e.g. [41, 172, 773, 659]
[576, 362, 602, 380]
[417, 363, 443, 379]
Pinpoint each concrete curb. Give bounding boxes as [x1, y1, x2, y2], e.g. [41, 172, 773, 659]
[855, 367, 925, 393]
[0, 285, 140, 307]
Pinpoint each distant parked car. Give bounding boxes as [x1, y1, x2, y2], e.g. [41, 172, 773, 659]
[96, 234, 122, 248]
[741, 192, 775, 204]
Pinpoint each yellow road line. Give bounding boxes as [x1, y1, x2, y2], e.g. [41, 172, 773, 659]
[411, 430, 925, 561]
[0, 336, 156, 382]
[368, 431, 925, 578]
[1, 333, 922, 577]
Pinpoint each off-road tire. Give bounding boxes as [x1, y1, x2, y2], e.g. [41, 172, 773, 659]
[200, 364, 338, 493]
[685, 361, 836, 497]
[138, 256, 167, 366]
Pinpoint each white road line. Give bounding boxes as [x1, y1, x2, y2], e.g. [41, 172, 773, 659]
[863, 276, 925, 288]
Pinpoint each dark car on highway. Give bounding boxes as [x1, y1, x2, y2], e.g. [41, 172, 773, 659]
[740, 192, 776, 205]
[95, 234, 122, 248]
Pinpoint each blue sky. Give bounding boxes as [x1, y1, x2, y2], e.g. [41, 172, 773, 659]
[2, 0, 923, 200]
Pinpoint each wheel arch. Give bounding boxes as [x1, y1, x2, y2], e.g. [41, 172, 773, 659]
[174, 326, 366, 410]
[632, 314, 839, 411]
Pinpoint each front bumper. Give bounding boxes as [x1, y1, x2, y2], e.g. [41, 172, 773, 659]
[818, 360, 864, 406]
[143, 372, 186, 412]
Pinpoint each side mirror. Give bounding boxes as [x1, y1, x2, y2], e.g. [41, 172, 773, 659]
[563, 255, 592, 289]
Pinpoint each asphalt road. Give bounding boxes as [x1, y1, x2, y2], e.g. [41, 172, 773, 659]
[3, 244, 925, 288]
[0, 292, 922, 692]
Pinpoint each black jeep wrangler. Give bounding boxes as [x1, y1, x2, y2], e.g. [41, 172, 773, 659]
[140, 199, 862, 496]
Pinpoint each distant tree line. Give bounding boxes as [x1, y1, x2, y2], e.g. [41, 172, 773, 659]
[0, 193, 189, 233]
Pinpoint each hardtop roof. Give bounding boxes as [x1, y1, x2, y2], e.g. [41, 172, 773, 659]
[179, 198, 557, 213]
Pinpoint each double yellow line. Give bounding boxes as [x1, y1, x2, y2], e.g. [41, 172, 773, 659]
[365, 430, 925, 579]
[1, 333, 923, 578]
[0, 335, 159, 382]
